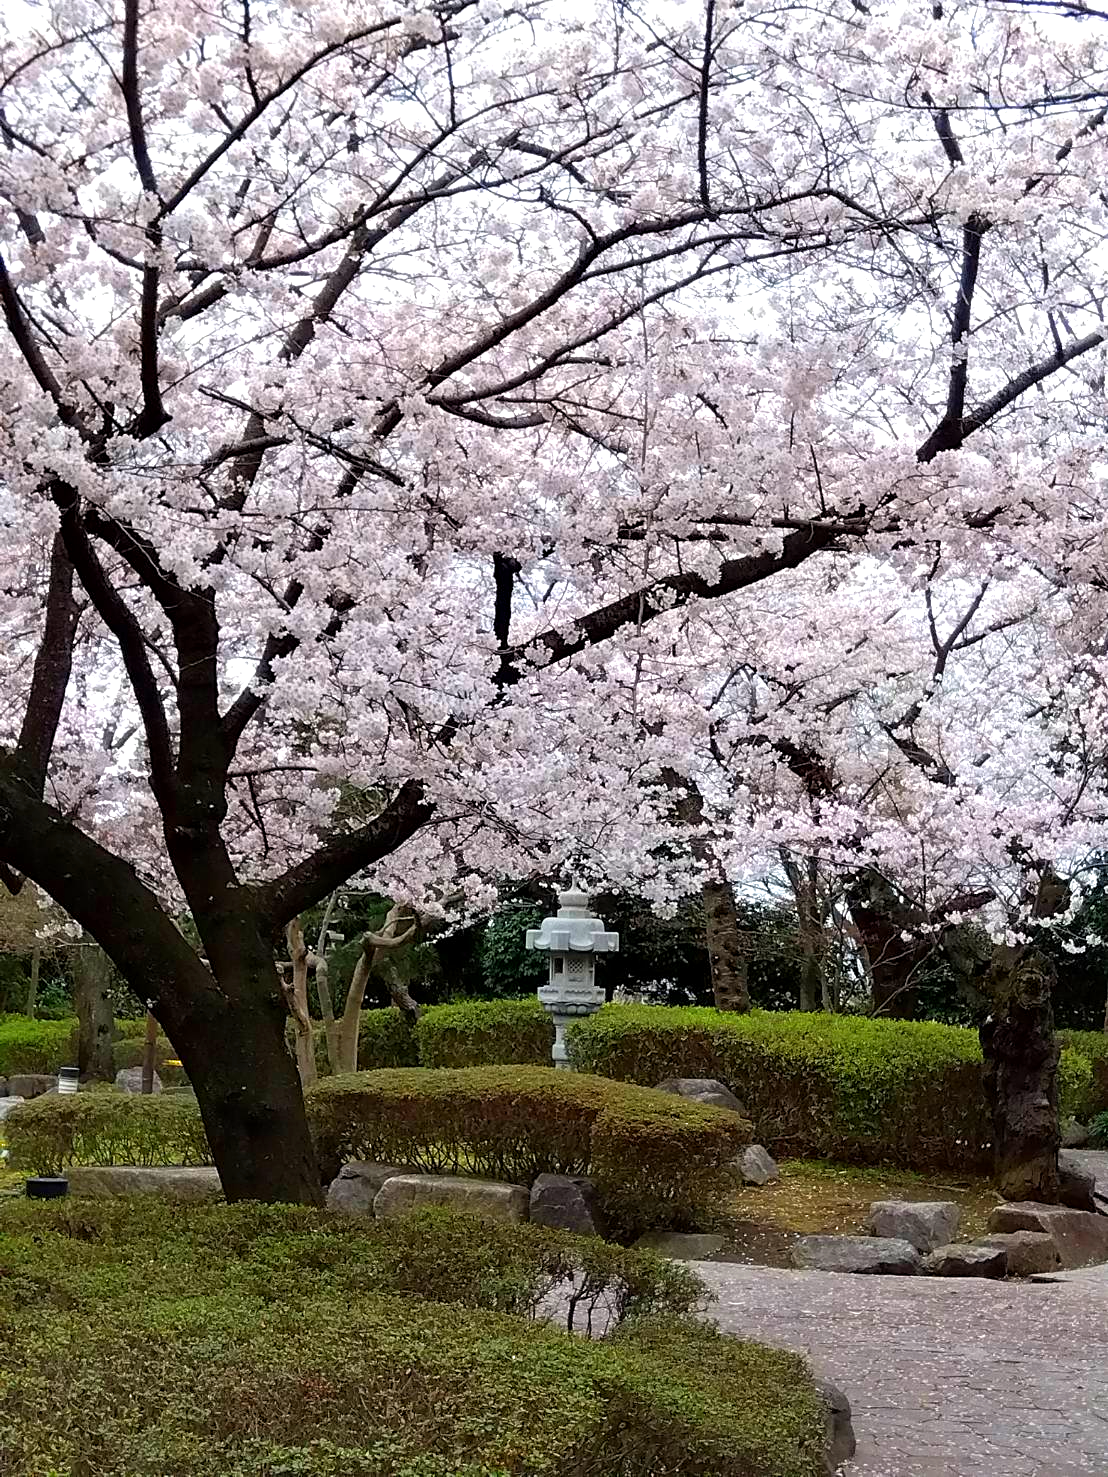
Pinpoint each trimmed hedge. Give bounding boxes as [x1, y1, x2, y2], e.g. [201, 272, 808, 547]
[5, 1090, 211, 1173]
[567, 1005, 1094, 1174]
[1058, 1029, 1108, 1122]
[308, 1065, 751, 1234]
[415, 997, 554, 1067]
[0, 1202, 824, 1477]
[0, 1015, 73, 1076]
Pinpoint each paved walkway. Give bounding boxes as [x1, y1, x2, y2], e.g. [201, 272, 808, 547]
[696, 1262, 1108, 1476]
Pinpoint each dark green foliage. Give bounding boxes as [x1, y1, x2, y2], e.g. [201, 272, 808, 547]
[479, 902, 548, 996]
[568, 1005, 1094, 1173]
[0, 1202, 824, 1477]
[307, 1065, 751, 1235]
[415, 997, 553, 1066]
[1057, 1029, 1108, 1120]
[5, 1091, 211, 1172]
[1088, 1110, 1108, 1149]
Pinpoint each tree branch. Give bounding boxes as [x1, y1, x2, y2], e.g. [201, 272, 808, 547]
[14, 532, 79, 798]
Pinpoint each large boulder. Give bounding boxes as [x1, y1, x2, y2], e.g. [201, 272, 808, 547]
[980, 1230, 1061, 1277]
[654, 1078, 750, 1117]
[0, 1096, 26, 1122]
[529, 1174, 603, 1237]
[326, 1161, 408, 1217]
[867, 1200, 960, 1253]
[8, 1073, 56, 1099]
[114, 1066, 163, 1095]
[794, 1234, 921, 1275]
[373, 1173, 528, 1224]
[1057, 1150, 1098, 1212]
[634, 1231, 726, 1260]
[67, 1165, 221, 1200]
[987, 1201, 1108, 1268]
[737, 1144, 779, 1186]
[923, 1243, 1007, 1279]
[814, 1378, 856, 1475]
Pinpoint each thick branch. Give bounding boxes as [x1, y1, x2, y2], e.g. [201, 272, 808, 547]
[15, 532, 79, 797]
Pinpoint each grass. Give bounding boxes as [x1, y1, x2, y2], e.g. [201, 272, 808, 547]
[717, 1158, 1001, 1265]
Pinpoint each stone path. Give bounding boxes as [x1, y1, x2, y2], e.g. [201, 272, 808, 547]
[696, 1262, 1108, 1476]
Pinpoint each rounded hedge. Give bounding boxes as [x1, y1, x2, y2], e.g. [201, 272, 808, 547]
[0, 1200, 826, 1477]
[5, 1090, 211, 1173]
[307, 1064, 751, 1234]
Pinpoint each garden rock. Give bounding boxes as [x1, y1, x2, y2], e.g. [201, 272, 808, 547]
[8, 1073, 56, 1099]
[373, 1173, 528, 1224]
[814, 1378, 856, 1474]
[738, 1144, 779, 1186]
[114, 1066, 163, 1094]
[654, 1078, 750, 1117]
[529, 1173, 603, 1237]
[1062, 1118, 1090, 1149]
[0, 1095, 25, 1121]
[0, 1076, 6, 1096]
[981, 1230, 1062, 1277]
[67, 1165, 221, 1200]
[987, 1201, 1108, 1268]
[867, 1200, 960, 1253]
[326, 1161, 407, 1216]
[794, 1234, 921, 1275]
[634, 1231, 726, 1259]
[1057, 1150, 1098, 1212]
[923, 1243, 1007, 1278]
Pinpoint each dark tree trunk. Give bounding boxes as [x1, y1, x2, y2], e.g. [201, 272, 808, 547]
[75, 941, 115, 1081]
[980, 948, 1060, 1202]
[703, 879, 751, 1013]
[848, 871, 931, 1018]
[166, 988, 323, 1205]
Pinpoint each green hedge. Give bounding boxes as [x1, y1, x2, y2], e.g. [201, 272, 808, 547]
[308, 1065, 751, 1235]
[5, 1091, 211, 1173]
[1058, 1029, 1108, 1121]
[0, 1015, 74, 1076]
[567, 1005, 1093, 1173]
[415, 997, 554, 1067]
[0, 1202, 824, 1477]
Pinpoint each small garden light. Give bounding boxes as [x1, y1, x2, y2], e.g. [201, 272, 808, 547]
[525, 887, 619, 1069]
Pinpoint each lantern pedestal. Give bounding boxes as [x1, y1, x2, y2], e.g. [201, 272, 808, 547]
[526, 888, 619, 1070]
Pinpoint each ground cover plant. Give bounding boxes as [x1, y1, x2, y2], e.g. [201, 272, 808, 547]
[0, 1200, 828, 1477]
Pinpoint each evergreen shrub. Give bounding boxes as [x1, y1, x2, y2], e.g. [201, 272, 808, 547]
[568, 1005, 1094, 1173]
[415, 996, 553, 1067]
[0, 1202, 824, 1477]
[5, 1090, 211, 1172]
[307, 1064, 750, 1234]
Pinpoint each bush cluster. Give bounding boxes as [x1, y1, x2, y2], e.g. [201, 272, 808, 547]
[5, 1091, 211, 1173]
[567, 1005, 1094, 1173]
[0, 1015, 74, 1076]
[307, 1065, 750, 1234]
[0, 1201, 826, 1477]
[414, 997, 554, 1067]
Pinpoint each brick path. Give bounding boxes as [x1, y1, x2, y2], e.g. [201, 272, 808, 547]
[695, 1262, 1108, 1476]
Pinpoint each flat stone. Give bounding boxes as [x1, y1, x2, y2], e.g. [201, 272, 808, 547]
[867, 1200, 960, 1253]
[634, 1231, 726, 1259]
[988, 1201, 1108, 1268]
[67, 1165, 221, 1201]
[529, 1173, 603, 1236]
[1058, 1149, 1098, 1212]
[326, 1161, 407, 1216]
[372, 1173, 528, 1224]
[8, 1074, 56, 1099]
[0, 1096, 26, 1121]
[980, 1230, 1062, 1277]
[814, 1377, 857, 1475]
[654, 1077, 750, 1117]
[738, 1143, 779, 1186]
[794, 1234, 921, 1275]
[923, 1243, 1007, 1278]
[114, 1066, 163, 1094]
[1062, 1118, 1090, 1149]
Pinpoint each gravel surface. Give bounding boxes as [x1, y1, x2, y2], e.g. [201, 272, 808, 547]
[696, 1262, 1108, 1476]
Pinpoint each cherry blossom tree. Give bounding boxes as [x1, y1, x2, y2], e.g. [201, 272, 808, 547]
[1, 0, 1106, 1202]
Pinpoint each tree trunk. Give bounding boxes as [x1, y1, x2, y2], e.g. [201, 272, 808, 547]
[74, 941, 114, 1081]
[283, 918, 317, 1089]
[783, 851, 823, 1011]
[142, 1010, 158, 1095]
[337, 949, 370, 1074]
[25, 944, 40, 1018]
[848, 871, 931, 1018]
[703, 879, 750, 1013]
[980, 948, 1060, 1202]
[316, 956, 340, 1072]
[166, 991, 323, 1204]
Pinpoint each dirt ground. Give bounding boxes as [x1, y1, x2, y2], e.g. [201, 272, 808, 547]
[717, 1158, 1002, 1266]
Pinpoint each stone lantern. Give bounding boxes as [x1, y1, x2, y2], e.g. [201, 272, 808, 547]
[526, 887, 619, 1069]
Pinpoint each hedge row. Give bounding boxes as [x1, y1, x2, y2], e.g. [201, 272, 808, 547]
[5, 1092, 212, 1173]
[567, 1005, 1094, 1174]
[0, 1201, 825, 1477]
[309, 1065, 750, 1235]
